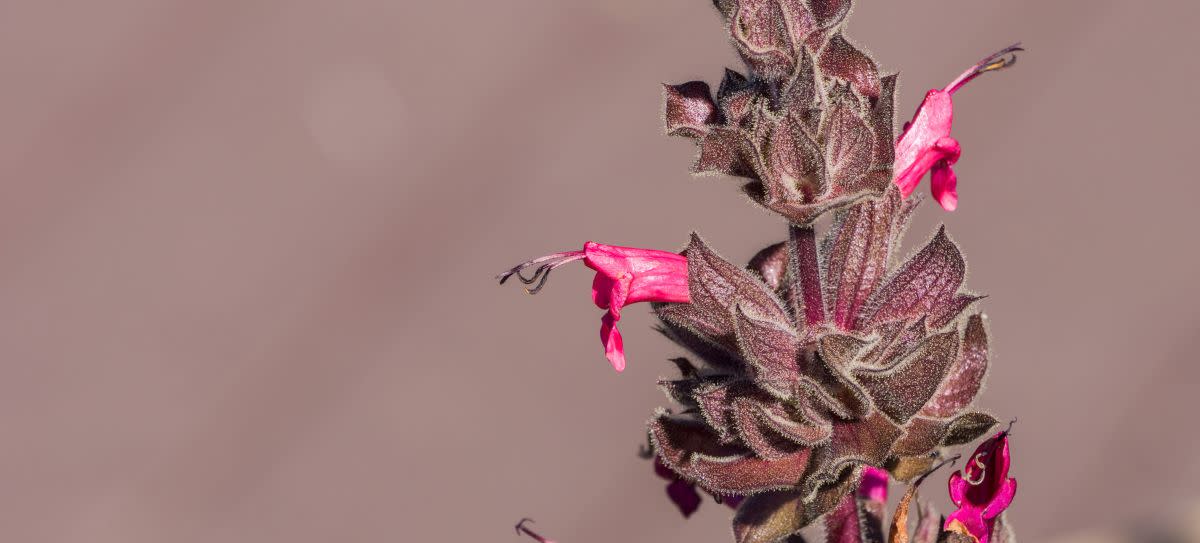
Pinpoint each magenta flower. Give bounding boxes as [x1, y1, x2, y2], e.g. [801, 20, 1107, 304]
[893, 44, 1022, 211]
[654, 455, 742, 517]
[859, 466, 889, 503]
[498, 242, 689, 372]
[945, 429, 1017, 543]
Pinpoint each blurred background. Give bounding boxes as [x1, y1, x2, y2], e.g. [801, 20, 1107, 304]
[1, 1, 1197, 542]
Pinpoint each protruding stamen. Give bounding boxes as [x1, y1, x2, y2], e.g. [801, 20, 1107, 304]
[515, 264, 551, 285]
[515, 518, 557, 543]
[496, 251, 586, 295]
[944, 42, 1023, 95]
[965, 451, 989, 486]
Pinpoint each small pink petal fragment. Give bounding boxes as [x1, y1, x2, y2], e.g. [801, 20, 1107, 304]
[859, 466, 889, 503]
[931, 158, 959, 211]
[599, 313, 626, 372]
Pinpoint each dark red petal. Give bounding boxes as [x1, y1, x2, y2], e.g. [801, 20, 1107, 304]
[666, 479, 703, 517]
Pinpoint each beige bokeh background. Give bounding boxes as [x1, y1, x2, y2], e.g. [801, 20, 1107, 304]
[1, 1, 1197, 542]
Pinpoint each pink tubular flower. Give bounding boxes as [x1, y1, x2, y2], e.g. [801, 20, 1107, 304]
[498, 242, 689, 372]
[893, 44, 1022, 211]
[945, 428, 1017, 543]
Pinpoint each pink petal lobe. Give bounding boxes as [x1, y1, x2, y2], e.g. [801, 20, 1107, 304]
[590, 272, 615, 310]
[931, 160, 959, 211]
[892, 90, 955, 198]
[600, 311, 626, 372]
[948, 471, 967, 507]
[666, 479, 703, 517]
[982, 478, 1017, 519]
[859, 466, 889, 502]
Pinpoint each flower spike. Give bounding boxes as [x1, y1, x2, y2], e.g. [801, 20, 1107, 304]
[496, 2, 1025, 541]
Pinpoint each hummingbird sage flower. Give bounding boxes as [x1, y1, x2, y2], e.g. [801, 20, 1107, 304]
[893, 45, 1022, 211]
[497, 242, 688, 372]
[944, 429, 1017, 543]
